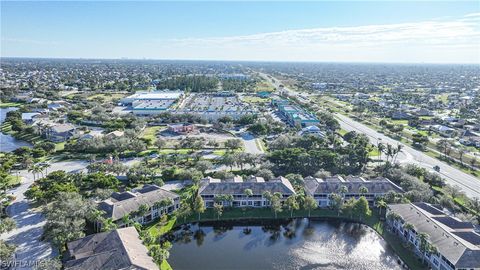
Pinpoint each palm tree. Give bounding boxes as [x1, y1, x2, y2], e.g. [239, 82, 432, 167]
[359, 186, 368, 196]
[393, 144, 403, 163]
[243, 188, 253, 207]
[213, 203, 223, 220]
[457, 147, 466, 166]
[338, 185, 348, 198]
[377, 142, 385, 161]
[303, 195, 317, 217]
[376, 199, 387, 216]
[417, 232, 429, 264]
[42, 163, 51, 177]
[284, 195, 299, 218]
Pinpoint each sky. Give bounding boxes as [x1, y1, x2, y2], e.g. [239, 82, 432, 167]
[1, 1, 480, 63]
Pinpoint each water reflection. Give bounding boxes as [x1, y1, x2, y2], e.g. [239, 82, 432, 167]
[167, 218, 402, 270]
[0, 107, 32, 152]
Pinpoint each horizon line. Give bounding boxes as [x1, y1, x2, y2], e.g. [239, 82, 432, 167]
[2, 56, 479, 65]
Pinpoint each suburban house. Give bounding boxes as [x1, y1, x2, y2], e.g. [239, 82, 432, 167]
[105, 130, 125, 139]
[21, 112, 40, 124]
[64, 227, 159, 270]
[304, 176, 404, 207]
[198, 176, 296, 208]
[98, 184, 180, 227]
[45, 123, 77, 142]
[386, 202, 480, 270]
[168, 123, 196, 134]
[431, 125, 457, 138]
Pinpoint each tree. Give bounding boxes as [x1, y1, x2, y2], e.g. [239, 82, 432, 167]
[43, 192, 95, 249]
[243, 188, 253, 205]
[225, 139, 242, 151]
[0, 240, 15, 263]
[213, 203, 223, 220]
[359, 186, 369, 195]
[176, 202, 192, 223]
[149, 244, 170, 265]
[138, 204, 150, 219]
[195, 160, 213, 174]
[0, 218, 16, 234]
[303, 195, 317, 217]
[328, 193, 343, 216]
[155, 138, 166, 149]
[353, 197, 371, 221]
[193, 195, 206, 221]
[284, 195, 299, 218]
[270, 192, 283, 218]
[256, 168, 274, 181]
[436, 139, 451, 158]
[417, 232, 429, 264]
[376, 199, 387, 216]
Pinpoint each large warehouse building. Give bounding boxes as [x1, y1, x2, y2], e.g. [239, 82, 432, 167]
[120, 91, 184, 115]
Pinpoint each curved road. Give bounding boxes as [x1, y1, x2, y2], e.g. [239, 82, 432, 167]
[336, 113, 480, 199]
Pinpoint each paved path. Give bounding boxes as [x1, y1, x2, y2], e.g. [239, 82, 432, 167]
[336, 113, 480, 199]
[0, 160, 88, 269]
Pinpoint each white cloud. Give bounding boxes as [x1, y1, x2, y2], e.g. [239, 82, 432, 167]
[151, 13, 480, 63]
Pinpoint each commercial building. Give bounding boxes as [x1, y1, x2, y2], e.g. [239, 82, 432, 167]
[304, 176, 403, 207]
[64, 227, 158, 270]
[98, 184, 180, 227]
[199, 176, 296, 208]
[272, 99, 319, 127]
[120, 91, 184, 115]
[387, 202, 480, 270]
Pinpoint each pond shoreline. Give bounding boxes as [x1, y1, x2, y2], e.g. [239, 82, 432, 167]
[163, 217, 407, 270]
[145, 208, 426, 270]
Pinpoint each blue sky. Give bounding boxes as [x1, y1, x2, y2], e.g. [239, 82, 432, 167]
[2, 1, 479, 63]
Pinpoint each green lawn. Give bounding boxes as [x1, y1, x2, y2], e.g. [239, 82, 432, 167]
[142, 126, 165, 141]
[0, 102, 22, 108]
[241, 96, 270, 103]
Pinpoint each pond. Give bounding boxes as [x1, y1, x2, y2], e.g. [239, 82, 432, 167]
[0, 107, 32, 152]
[165, 218, 403, 270]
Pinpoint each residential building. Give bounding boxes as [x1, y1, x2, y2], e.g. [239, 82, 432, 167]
[387, 203, 480, 270]
[98, 184, 180, 227]
[64, 227, 159, 270]
[168, 123, 196, 134]
[21, 112, 40, 124]
[45, 123, 76, 142]
[304, 176, 404, 207]
[198, 176, 296, 208]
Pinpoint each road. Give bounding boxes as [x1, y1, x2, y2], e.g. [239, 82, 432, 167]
[0, 158, 142, 269]
[0, 160, 88, 269]
[337, 113, 480, 199]
[241, 132, 264, 154]
[259, 71, 480, 199]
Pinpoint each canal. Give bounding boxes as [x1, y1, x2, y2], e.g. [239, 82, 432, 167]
[165, 218, 403, 270]
[0, 107, 32, 152]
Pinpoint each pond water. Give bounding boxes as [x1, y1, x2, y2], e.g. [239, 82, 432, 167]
[0, 107, 32, 152]
[166, 218, 403, 270]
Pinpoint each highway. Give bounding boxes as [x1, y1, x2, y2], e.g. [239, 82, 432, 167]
[336, 113, 480, 199]
[258, 72, 480, 199]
